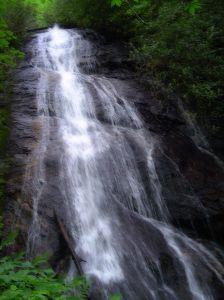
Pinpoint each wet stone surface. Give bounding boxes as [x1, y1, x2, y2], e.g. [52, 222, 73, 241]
[4, 27, 224, 300]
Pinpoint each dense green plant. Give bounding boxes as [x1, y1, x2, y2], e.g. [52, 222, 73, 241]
[0, 222, 123, 299]
[24, 0, 54, 27]
[1, 0, 35, 35]
[0, 0, 40, 88]
[45, 0, 132, 38]
[0, 0, 223, 136]
[41, 0, 224, 139]
[0, 20, 24, 90]
[125, 0, 224, 135]
[0, 221, 89, 300]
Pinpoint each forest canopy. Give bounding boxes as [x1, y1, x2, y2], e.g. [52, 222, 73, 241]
[0, 0, 223, 138]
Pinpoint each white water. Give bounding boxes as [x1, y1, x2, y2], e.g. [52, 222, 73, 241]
[26, 26, 224, 299]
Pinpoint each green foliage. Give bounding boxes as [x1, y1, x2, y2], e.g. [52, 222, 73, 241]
[0, 0, 34, 92]
[44, 0, 224, 137]
[45, 0, 132, 38]
[1, 1, 37, 35]
[0, 222, 120, 299]
[111, 0, 123, 7]
[0, 222, 89, 300]
[25, 0, 54, 27]
[109, 294, 121, 300]
[128, 0, 224, 134]
[0, 0, 222, 136]
[187, 0, 201, 15]
[106, 0, 224, 137]
[0, 256, 89, 300]
[0, 20, 24, 90]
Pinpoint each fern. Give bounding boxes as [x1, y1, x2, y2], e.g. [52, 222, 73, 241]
[0, 222, 89, 300]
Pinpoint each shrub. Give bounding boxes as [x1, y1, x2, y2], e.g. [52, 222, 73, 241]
[0, 221, 89, 300]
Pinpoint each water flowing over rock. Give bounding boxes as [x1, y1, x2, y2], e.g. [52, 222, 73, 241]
[5, 26, 224, 299]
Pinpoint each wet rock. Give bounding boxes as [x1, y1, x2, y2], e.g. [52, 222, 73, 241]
[4, 29, 224, 297]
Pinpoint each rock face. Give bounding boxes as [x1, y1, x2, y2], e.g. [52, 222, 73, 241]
[103, 78, 224, 244]
[3, 28, 224, 298]
[4, 37, 63, 256]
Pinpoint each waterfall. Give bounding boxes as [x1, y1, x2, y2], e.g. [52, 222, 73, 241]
[25, 25, 224, 299]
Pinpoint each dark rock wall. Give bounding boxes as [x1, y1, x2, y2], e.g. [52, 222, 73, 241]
[4, 29, 224, 260]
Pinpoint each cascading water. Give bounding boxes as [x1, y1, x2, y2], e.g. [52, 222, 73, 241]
[24, 25, 224, 299]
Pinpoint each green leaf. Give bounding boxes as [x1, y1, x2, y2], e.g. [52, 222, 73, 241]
[32, 253, 50, 266]
[187, 0, 201, 15]
[111, 0, 122, 7]
[0, 230, 19, 250]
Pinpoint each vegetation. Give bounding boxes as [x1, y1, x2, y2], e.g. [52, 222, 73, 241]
[45, 0, 224, 139]
[0, 0, 223, 137]
[0, 223, 122, 299]
[0, 220, 89, 300]
[126, 0, 224, 136]
[0, 0, 223, 297]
